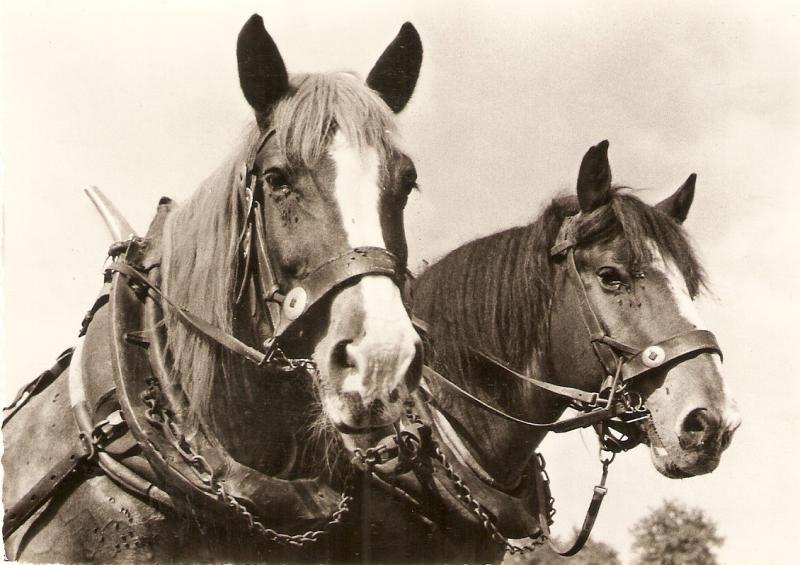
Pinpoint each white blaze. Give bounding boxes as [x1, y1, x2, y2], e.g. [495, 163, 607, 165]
[329, 131, 385, 248]
[647, 240, 706, 330]
[330, 132, 417, 399]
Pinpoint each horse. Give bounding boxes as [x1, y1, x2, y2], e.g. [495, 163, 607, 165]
[3, 14, 428, 562]
[366, 139, 740, 563]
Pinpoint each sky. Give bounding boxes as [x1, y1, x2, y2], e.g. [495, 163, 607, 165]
[2, 1, 799, 563]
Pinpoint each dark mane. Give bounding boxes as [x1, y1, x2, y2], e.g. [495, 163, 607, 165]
[412, 188, 707, 382]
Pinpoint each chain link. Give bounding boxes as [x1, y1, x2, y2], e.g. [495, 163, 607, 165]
[429, 441, 547, 554]
[141, 376, 351, 547]
[401, 406, 550, 555]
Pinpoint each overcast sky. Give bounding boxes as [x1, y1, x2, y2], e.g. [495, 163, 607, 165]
[2, 1, 799, 562]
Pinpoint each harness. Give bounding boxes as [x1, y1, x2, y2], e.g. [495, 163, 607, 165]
[4, 146, 722, 558]
[2, 128, 410, 548]
[353, 208, 723, 556]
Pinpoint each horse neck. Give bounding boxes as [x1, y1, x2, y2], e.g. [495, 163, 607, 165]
[431, 356, 567, 488]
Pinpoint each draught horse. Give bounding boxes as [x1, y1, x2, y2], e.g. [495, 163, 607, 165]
[3, 15, 428, 562]
[398, 140, 741, 562]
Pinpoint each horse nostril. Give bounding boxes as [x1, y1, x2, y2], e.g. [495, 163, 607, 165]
[679, 408, 721, 451]
[331, 340, 355, 369]
[683, 408, 711, 433]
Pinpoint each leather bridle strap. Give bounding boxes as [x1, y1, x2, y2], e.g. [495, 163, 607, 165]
[620, 329, 721, 382]
[108, 261, 268, 365]
[272, 247, 405, 337]
[563, 247, 623, 375]
[532, 450, 611, 557]
[413, 318, 602, 408]
[109, 247, 406, 367]
[420, 364, 616, 431]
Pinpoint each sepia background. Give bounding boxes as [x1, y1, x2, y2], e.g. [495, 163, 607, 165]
[2, 0, 798, 562]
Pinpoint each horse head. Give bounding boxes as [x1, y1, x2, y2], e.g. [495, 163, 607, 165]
[163, 15, 424, 463]
[237, 15, 424, 442]
[549, 140, 741, 477]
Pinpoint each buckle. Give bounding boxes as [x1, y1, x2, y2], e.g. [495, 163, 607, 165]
[90, 410, 127, 448]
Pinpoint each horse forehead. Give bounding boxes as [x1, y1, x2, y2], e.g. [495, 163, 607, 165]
[328, 131, 385, 248]
[643, 240, 707, 328]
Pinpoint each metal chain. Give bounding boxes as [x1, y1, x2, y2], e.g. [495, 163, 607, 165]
[259, 338, 318, 374]
[402, 408, 550, 555]
[141, 377, 352, 547]
[429, 441, 548, 554]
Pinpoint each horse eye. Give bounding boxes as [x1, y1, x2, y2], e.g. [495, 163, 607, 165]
[597, 267, 626, 291]
[264, 168, 291, 193]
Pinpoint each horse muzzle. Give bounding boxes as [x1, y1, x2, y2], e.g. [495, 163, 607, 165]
[644, 400, 741, 478]
[315, 275, 423, 435]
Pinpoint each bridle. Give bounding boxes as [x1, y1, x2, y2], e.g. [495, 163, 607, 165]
[232, 129, 410, 350]
[112, 127, 410, 372]
[419, 208, 723, 444]
[367, 207, 724, 556]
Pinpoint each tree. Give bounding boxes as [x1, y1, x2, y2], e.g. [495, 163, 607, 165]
[504, 531, 621, 565]
[630, 499, 723, 565]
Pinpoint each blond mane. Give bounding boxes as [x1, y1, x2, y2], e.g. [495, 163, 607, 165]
[161, 73, 397, 430]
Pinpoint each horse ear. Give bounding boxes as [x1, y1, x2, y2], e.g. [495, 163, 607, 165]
[577, 140, 612, 212]
[366, 22, 423, 113]
[237, 14, 289, 115]
[656, 174, 696, 223]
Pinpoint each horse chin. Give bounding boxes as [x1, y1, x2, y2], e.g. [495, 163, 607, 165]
[319, 396, 404, 450]
[642, 422, 721, 478]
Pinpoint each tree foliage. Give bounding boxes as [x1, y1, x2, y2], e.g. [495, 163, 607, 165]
[630, 499, 723, 565]
[504, 531, 621, 565]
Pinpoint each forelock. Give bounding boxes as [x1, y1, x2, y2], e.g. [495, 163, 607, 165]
[269, 73, 397, 171]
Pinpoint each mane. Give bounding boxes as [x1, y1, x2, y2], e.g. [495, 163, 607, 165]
[412, 188, 707, 384]
[272, 73, 396, 171]
[161, 72, 397, 430]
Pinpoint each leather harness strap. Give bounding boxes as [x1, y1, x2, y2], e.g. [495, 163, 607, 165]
[2, 349, 80, 540]
[1, 416, 93, 539]
[532, 451, 611, 557]
[109, 260, 268, 365]
[108, 246, 406, 368]
[2, 348, 74, 427]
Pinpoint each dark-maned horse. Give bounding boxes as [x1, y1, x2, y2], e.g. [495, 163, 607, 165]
[398, 140, 741, 563]
[3, 15, 427, 562]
